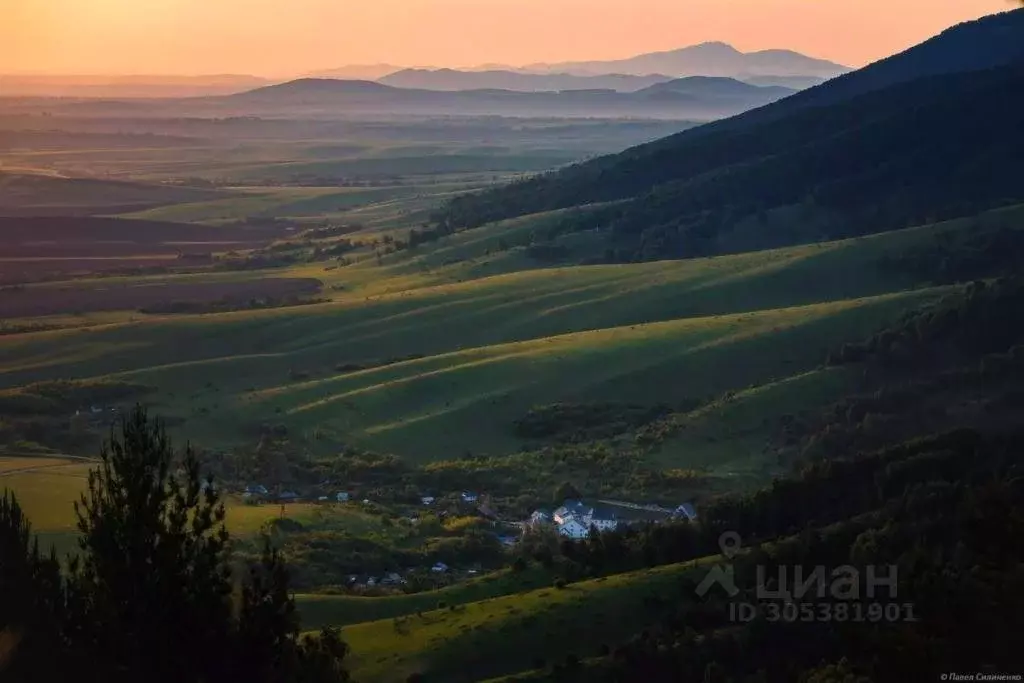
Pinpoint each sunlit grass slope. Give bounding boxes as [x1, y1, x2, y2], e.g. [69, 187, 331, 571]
[0, 456, 326, 554]
[244, 289, 938, 461]
[296, 565, 555, 630]
[337, 557, 718, 683]
[0, 215, 962, 461]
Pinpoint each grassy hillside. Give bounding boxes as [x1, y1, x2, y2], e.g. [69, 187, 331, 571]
[296, 565, 555, 629]
[337, 557, 717, 683]
[120, 183, 480, 224]
[5, 202, 1014, 463]
[247, 290, 938, 462]
[0, 211, 968, 461]
[0, 455, 329, 554]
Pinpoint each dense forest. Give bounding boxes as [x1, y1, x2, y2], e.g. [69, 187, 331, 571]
[530, 427, 1024, 683]
[430, 61, 1024, 263]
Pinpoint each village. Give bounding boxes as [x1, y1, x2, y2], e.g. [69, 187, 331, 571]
[236, 480, 699, 592]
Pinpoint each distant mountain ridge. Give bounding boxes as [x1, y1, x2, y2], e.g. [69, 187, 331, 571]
[379, 69, 676, 93]
[309, 41, 846, 91]
[227, 76, 794, 120]
[518, 41, 850, 78]
[306, 64, 405, 81]
[0, 74, 273, 98]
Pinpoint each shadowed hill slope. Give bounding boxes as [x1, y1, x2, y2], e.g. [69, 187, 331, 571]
[434, 63, 1024, 262]
[432, 11, 1024, 264]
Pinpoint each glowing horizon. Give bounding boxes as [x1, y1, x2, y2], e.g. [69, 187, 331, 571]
[1, 0, 1011, 78]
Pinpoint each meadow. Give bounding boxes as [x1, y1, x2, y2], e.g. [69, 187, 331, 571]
[0, 211, 971, 463]
[0, 453, 343, 555]
[335, 556, 719, 683]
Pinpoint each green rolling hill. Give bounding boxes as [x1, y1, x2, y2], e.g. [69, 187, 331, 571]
[1, 207, 1004, 463]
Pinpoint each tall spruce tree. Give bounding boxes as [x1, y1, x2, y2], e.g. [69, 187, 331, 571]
[0, 492, 66, 682]
[3, 407, 349, 682]
[68, 407, 234, 683]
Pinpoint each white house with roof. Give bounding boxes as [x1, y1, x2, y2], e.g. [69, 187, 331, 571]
[553, 500, 586, 525]
[551, 500, 618, 538]
[557, 518, 590, 539]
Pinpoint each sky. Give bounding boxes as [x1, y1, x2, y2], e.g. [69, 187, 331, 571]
[0, 0, 1012, 77]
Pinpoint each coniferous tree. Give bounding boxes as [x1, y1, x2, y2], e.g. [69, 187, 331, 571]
[0, 492, 66, 682]
[68, 406, 234, 683]
[63, 406, 350, 683]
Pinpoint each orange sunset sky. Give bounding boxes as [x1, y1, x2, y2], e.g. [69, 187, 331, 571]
[0, 0, 1012, 77]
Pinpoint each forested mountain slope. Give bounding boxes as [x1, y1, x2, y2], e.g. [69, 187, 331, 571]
[433, 11, 1024, 263]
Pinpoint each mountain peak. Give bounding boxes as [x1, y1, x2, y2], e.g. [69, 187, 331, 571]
[688, 41, 741, 52]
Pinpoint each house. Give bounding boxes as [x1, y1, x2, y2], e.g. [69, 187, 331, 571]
[278, 491, 299, 502]
[588, 515, 618, 532]
[317, 496, 329, 502]
[245, 484, 269, 496]
[553, 500, 618, 535]
[336, 492, 350, 502]
[381, 572, 405, 586]
[674, 503, 698, 522]
[557, 518, 590, 540]
[421, 496, 436, 506]
[431, 562, 449, 573]
[461, 491, 479, 503]
[586, 505, 619, 532]
[553, 500, 588, 525]
[528, 510, 552, 526]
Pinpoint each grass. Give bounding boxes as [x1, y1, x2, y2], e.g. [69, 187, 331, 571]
[243, 288, 940, 463]
[296, 565, 555, 629]
[121, 186, 432, 224]
[646, 366, 861, 475]
[0, 171, 219, 213]
[2, 204, 1009, 469]
[0, 457, 341, 553]
[0, 462, 92, 534]
[0, 214, 961, 463]
[0, 456, 82, 474]
[212, 153, 577, 185]
[336, 555, 720, 683]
